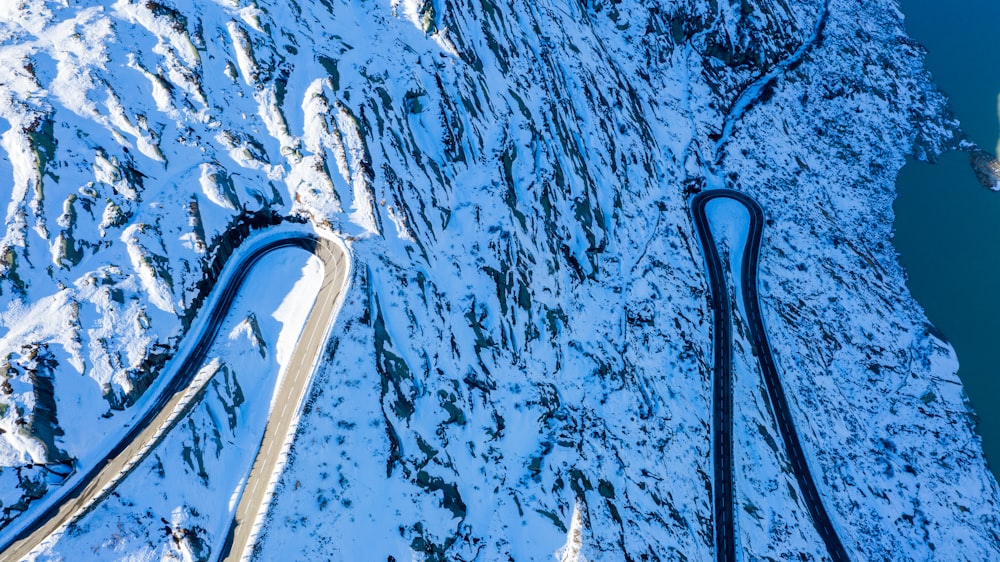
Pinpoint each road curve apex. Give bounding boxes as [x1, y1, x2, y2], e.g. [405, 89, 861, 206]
[690, 188, 765, 218]
[0, 222, 352, 561]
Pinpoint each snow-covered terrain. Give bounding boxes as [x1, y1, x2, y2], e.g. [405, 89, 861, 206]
[37, 248, 322, 562]
[0, 0, 996, 560]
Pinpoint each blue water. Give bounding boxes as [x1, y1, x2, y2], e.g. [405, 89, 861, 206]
[894, 0, 1000, 475]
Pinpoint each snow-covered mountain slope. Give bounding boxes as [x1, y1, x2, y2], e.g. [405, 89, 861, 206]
[47, 248, 323, 562]
[0, 0, 996, 560]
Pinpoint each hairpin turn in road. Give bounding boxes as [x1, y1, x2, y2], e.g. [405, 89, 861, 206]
[691, 189, 849, 562]
[0, 229, 349, 562]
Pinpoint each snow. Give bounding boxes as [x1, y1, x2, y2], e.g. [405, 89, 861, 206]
[0, 0, 996, 560]
[705, 197, 751, 301]
[555, 501, 588, 562]
[37, 247, 323, 561]
[704, 196, 825, 557]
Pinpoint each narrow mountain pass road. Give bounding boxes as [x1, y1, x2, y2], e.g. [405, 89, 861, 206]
[691, 189, 849, 562]
[0, 227, 350, 562]
[219, 237, 349, 562]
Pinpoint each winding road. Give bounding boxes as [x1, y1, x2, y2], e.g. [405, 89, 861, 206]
[691, 189, 849, 562]
[0, 191, 850, 561]
[0, 228, 349, 562]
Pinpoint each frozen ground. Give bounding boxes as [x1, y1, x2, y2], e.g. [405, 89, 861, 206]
[32, 249, 322, 562]
[0, 0, 996, 560]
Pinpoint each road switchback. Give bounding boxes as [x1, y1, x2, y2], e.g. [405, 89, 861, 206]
[691, 189, 849, 562]
[0, 229, 349, 562]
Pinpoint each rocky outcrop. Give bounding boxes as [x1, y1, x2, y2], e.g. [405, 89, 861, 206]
[971, 147, 1000, 190]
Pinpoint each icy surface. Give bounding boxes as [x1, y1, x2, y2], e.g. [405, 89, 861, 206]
[0, 0, 995, 560]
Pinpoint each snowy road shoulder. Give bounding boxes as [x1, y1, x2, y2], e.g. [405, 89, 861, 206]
[0, 226, 350, 562]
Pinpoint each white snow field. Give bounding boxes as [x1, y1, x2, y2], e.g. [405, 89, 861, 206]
[0, 0, 996, 560]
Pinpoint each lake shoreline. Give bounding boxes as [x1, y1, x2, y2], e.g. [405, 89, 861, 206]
[894, 0, 1000, 478]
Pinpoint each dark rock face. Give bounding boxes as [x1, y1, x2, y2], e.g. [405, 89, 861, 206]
[971, 148, 1000, 190]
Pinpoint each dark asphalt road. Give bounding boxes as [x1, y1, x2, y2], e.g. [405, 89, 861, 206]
[691, 189, 849, 562]
[0, 231, 346, 562]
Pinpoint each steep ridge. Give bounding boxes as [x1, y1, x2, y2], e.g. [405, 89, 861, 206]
[0, 0, 996, 559]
